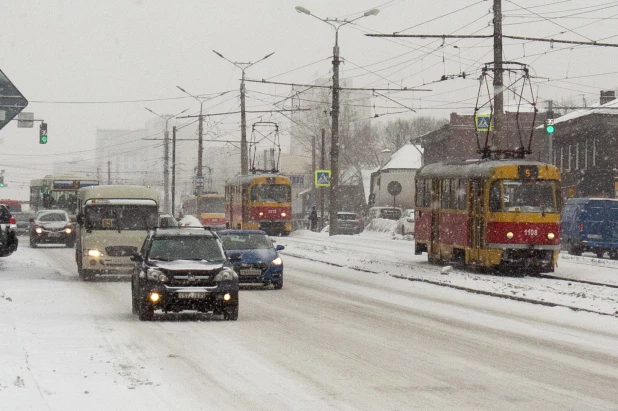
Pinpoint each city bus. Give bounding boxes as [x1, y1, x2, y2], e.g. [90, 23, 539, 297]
[181, 192, 226, 229]
[75, 185, 159, 280]
[225, 173, 292, 236]
[30, 175, 99, 216]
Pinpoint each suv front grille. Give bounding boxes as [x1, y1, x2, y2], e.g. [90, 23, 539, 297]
[166, 271, 216, 286]
[106, 246, 137, 257]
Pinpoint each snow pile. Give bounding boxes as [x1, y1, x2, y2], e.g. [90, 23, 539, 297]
[365, 218, 397, 233]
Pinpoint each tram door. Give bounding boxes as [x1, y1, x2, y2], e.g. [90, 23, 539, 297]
[430, 179, 441, 258]
[469, 179, 484, 262]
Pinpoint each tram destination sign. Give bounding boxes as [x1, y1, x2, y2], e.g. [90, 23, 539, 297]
[518, 165, 538, 179]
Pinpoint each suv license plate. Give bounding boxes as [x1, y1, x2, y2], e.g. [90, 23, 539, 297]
[49, 232, 61, 238]
[178, 292, 207, 299]
[240, 268, 261, 276]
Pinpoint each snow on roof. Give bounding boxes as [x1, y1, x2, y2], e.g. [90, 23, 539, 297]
[382, 144, 423, 170]
[536, 97, 618, 129]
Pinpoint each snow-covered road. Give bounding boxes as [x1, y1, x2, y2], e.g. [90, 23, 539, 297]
[1, 237, 618, 410]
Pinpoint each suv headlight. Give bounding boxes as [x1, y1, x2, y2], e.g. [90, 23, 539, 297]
[147, 268, 168, 282]
[35, 227, 43, 234]
[214, 268, 235, 282]
[271, 257, 283, 266]
[87, 249, 103, 257]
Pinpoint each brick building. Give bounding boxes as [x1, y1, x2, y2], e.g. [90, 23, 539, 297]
[414, 112, 549, 165]
[548, 91, 618, 200]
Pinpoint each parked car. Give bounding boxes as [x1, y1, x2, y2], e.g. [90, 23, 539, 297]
[29, 209, 75, 248]
[0, 204, 18, 257]
[218, 229, 284, 289]
[336, 211, 363, 235]
[12, 211, 33, 236]
[131, 227, 239, 321]
[396, 208, 415, 236]
[561, 197, 618, 258]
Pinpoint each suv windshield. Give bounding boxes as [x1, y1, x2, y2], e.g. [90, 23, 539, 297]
[219, 233, 273, 250]
[148, 236, 226, 262]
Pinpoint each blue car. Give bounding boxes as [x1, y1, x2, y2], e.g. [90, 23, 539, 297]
[218, 229, 285, 289]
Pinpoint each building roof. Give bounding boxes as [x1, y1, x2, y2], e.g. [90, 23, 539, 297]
[381, 144, 423, 170]
[542, 97, 618, 127]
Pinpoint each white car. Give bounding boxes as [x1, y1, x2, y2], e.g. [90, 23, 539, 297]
[396, 209, 415, 236]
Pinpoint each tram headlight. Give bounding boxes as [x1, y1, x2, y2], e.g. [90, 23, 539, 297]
[506, 232, 514, 240]
[547, 232, 555, 240]
[259, 212, 264, 217]
[281, 212, 287, 217]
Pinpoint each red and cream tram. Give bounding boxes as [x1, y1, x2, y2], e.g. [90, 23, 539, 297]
[414, 159, 561, 273]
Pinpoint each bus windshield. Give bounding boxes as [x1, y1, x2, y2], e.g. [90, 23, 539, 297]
[251, 184, 291, 203]
[491, 180, 557, 213]
[85, 205, 158, 230]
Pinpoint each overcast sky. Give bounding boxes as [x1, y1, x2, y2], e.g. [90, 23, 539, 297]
[1, 0, 617, 199]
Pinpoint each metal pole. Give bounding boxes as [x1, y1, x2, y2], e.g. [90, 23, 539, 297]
[172, 126, 177, 216]
[197, 101, 204, 195]
[107, 161, 111, 185]
[493, 0, 505, 151]
[240, 70, 248, 175]
[320, 128, 325, 231]
[163, 121, 170, 213]
[548, 100, 553, 164]
[328, 30, 341, 236]
[312, 133, 316, 206]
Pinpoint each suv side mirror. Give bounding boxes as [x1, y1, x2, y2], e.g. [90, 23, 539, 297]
[29, 218, 34, 223]
[275, 244, 285, 251]
[130, 252, 143, 262]
[229, 253, 242, 262]
[76, 213, 85, 226]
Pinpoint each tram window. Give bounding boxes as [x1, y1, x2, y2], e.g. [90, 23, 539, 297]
[457, 180, 467, 210]
[415, 180, 423, 208]
[441, 180, 450, 209]
[489, 181, 502, 212]
[449, 179, 457, 209]
[424, 181, 431, 207]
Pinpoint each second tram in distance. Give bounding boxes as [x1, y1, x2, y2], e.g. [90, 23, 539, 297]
[225, 173, 292, 236]
[414, 159, 561, 273]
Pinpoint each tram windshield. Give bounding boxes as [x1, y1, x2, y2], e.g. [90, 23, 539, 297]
[251, 184, 291, 203]
[490, 180, 557, 213]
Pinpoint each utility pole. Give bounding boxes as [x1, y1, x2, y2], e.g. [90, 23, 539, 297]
[492, 0, 505, 151]
[177, 86, 207, 195]
[311, 132, 316, 207]
[547, 100, 554, 164]
[212, 50, 275, 175]
[107, 161, 111, 185]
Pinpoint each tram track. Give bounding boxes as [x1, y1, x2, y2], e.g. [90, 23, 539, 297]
[280, 235, 618, 317]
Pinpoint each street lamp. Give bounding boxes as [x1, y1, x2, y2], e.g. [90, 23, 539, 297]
[295, 6, 379, 236]
[212, 49, 274, 175]
[144, 107, 188, 214]
[176, 86, 208, 195]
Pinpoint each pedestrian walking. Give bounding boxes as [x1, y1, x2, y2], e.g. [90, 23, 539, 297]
[308, 206, 318, 231]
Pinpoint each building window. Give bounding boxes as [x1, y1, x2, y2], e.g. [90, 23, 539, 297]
[575, 143, 579, 170]
[560, 147, 564, 171]
[585, 140, 588, 169]
[568, 145, 572, 171]
[593, 139, 597, 166]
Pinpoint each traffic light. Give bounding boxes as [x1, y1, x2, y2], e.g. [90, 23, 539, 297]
[545, 119, 555, 134]
[39, 122, 48, 144]
[0, 175, 4, 188]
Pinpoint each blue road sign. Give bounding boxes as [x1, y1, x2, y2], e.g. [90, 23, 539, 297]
[315, 170, 331, 187]
[475, 114, 492, 131]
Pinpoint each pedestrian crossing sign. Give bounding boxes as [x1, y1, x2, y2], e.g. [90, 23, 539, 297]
[475, 114, 493, 131]
[315, 170, 331, 187]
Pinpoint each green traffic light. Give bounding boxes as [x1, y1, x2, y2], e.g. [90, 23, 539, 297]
[546, 124, 555, 134]
[40, 135, 47, 144]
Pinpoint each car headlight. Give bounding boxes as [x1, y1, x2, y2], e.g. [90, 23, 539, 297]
[147, 269, 167, 282]
[87, 249, 103, 257]
[506, 232, 514, 240]
[35, 227, 43, 234]
[65, 228, 72, 234]
[271, 256, 283, 266]
[214, 268, 235, 282]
